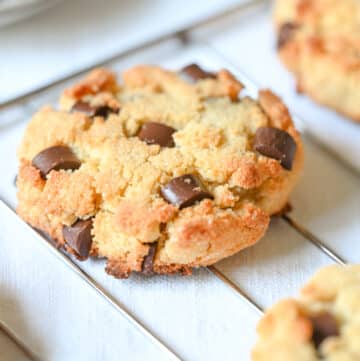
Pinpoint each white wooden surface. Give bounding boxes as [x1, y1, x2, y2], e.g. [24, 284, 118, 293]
[0, 0, 246, 104]
[0, 2, 359, 361]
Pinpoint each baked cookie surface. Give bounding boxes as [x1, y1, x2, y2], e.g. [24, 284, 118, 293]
[252, 264, 360, 360]
[16, 65, 303, 278]
[274, 0, 360, 122]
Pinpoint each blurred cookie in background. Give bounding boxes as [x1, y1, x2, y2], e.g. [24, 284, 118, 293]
[253, 264, 360, 360]
[274, 0, 360, 123]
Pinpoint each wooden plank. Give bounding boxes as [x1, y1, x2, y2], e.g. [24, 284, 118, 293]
[216, 218, 335, 309]
[290, 139, 360, 263]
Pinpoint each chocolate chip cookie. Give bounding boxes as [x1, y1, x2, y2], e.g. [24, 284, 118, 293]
[274, 0, 360, 122]
[16, 65, 303, 278]
[252, 264, 360, 360]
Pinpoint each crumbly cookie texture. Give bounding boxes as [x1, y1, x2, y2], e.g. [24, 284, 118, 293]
[274, 0, 360, 122]
[17, 65, 303, 278]
[252, 264, 360, 360]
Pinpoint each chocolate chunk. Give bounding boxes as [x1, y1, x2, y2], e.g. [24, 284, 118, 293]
[161, 174, 213, 209]
[142, 243, 157, 275]
[93, 105, 120, 118]
[278, 22, 299, 49]
[253, 127, 297, 170]
[32, 145, 81, 177]
[180, 63, 216, 82]
[62, 219, 93, 258]
[138, 122, 176, 147]
[310, 312, 339, 349]
[71, 101, 119, 118]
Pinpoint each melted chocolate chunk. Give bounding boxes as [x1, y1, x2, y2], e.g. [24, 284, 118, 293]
[93, 105, 120, 118]
[161, 174, 213, 209]
[71, 101, 119, 118]
[278, 22, 299, 49]
[310, 312, 339, 349]
[32, 145, 81, 177]
[138, 122, 176, 147]
[62, 219, 93, 259]
[142, 243, 157, 275]
[180, 63, 216, 82]
[253, 127, 297, 170]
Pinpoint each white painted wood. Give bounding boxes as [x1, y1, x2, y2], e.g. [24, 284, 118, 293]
[216, 218, 335, 309]
[291, 139, 360, 264]
[0, 0, 247, 104]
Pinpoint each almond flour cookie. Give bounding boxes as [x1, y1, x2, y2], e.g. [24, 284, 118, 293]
[16, 65, 303, 278]
[274, 0, 360, 122]
[252, 264, 360, 360]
